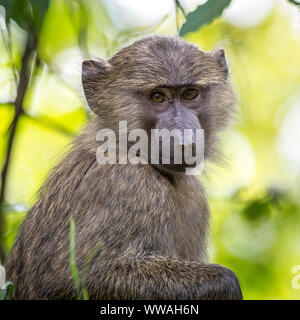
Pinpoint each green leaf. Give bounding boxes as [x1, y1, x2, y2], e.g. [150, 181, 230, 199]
[29, 0, 50, 33]
[0, 281, 14, 300]
[30, 0, 49, 14]
[81, 240, 102, 300]
[287, 0, 300, 6]
[1, 0, 31, 31]
[179, 0, 232, 37]
[0, 0, 13, 21]
[242, 199, 270, 222]
[0, 0, 49, 34]
[0, 289, 6, 300]
[69, 217, 101, 300]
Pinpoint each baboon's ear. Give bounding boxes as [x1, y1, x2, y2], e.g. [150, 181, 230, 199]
[82, 59, 110, 85]
[82, 59, 110, 113]
[213, 49, 228, 79]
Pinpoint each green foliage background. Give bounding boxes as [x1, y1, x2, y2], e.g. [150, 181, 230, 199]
[1, 0, 300, 299]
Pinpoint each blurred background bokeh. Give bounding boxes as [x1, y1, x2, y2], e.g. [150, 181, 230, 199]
[0, 0, 300, 299]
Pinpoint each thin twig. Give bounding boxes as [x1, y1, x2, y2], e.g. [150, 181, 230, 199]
[0, 33, 37, 263]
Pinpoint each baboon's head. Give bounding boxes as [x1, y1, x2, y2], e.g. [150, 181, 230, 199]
[82, 36, 235, 172]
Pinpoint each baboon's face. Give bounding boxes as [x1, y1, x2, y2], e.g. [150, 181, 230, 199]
[141, 85, 204, 172]
[82, 36, 235, 171]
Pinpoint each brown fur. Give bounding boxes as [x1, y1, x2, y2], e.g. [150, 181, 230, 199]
[5, 36, 242, 300]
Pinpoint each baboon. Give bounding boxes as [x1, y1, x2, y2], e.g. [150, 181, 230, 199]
[5, 36, 242, 300]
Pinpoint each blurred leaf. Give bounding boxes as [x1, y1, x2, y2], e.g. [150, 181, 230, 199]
[3, 211, 26, 256]
[0, 281, 14, 300]
[179, 0, 231, 37]
[0, 0, 13, 21]
[117, 13, 170, 46]
[1, 0, 32, 30]
[241, 188, 288, 222]
[266, 187, 286, 205]
[28, 0, 50, 33]
[30, 0, 49, 14]
[242, 198, 270, 222]
[287, 0, 300, 6]
[175, 0, 187, 17]
[0, 0, 49, 34]
[0, 203, 28, 214]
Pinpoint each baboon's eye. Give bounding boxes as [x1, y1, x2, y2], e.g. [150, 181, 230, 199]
[151, 92, 166, 103]
[182, 88, 198, 100]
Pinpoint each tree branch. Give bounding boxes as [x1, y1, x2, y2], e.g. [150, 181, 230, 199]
[0, 34, 37, 263]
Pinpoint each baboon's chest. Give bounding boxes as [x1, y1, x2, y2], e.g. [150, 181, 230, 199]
[173, 200, 208, 262]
